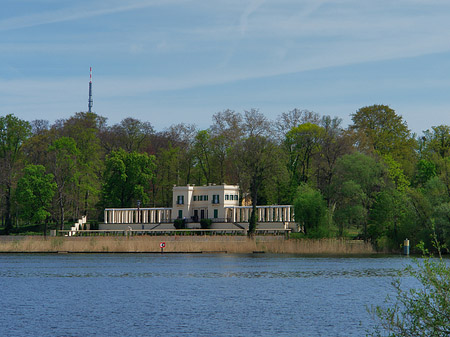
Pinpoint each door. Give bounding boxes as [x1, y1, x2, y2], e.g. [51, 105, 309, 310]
[193, 209, 199, 222]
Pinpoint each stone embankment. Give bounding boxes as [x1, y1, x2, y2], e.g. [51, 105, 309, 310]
[0, 236, 376, 254]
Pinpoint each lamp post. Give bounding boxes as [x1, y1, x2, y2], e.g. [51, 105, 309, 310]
[137, 200, 142, 229]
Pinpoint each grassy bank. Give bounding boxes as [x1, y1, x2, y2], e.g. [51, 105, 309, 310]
[0, 236, 376, 254]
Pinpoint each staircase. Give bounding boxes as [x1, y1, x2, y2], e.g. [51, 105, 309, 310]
[68, 216, 87, 236]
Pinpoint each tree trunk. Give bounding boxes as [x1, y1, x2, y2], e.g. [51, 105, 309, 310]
[4, 185, 12, 235]
[248, 186, 258, 235]
[44, 217, 48, 238]
[84, 190, 89, 217]
[59, 191, 65, 230]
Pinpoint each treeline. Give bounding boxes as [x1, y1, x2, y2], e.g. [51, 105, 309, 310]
[1, 105, 450, 251]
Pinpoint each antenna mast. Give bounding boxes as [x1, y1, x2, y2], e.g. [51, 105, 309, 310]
[88, 67, 93, 112]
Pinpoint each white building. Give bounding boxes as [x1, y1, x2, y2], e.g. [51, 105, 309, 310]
[172, 183, 239, 221]
[103, 184, 295, 230]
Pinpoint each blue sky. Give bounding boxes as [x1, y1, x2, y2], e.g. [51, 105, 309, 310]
[1, 0, 450, 134]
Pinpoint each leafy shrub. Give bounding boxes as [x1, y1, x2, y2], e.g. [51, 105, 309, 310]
[200, 219, 212, 229]
[174, 218, 186, 229]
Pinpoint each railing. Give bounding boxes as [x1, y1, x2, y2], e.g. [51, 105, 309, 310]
[57, 228, 291, 237]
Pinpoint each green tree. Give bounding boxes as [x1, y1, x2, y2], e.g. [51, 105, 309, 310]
[48, 137, 80, 229]
[100, 117, 154, 153]
[193, 130, 213, 184]
[350, 104, 416, 175]
[316, 115, 351, 204]
[164, 123, 197, 185]
[285, 122, 324, 185]
[331, 152, 385, 240]
[231, 135, 280, 234]
[369, 188, 410, 249]
[61, 112, 105, 219]
[0, 114, 31, 234]
[15, 165, 56, 233]
[414, 159, 437, 187]
[275, 108, 320, 143]
[420, 126, 450, 197]
[406, 177, 450, 252]
[209, 110, 245, 185]
[152, 144, 180, 207]
[102, 149, 156, 207]
[293, 184, 327, 236]
[422, 125, 450, 159]
[23, 119, 53, 167]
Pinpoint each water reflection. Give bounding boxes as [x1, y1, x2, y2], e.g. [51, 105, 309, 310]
[0, 266, 401, 279]
[0, 254, 413, 337]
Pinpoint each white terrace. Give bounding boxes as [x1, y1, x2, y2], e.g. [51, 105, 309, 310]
[103, 184, 295, 231]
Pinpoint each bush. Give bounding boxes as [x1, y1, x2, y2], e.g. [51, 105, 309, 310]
[369, 258, 450, 336]
[293, 184, 327, 236]
[200, 219, 212, 229]
[173, 218, 186, 229]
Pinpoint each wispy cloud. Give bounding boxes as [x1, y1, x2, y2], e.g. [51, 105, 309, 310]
[2, 0, 450, 132]
[238, 0, 265, 36]
[0, 0, 185, 32]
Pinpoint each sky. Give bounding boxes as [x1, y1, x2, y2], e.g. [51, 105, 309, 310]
[1, 0, 450, 134]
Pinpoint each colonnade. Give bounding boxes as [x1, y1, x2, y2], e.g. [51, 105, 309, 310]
[225, 205, 294, 223]
[104, 205, 294, 224]
[104, 208, 172, 224]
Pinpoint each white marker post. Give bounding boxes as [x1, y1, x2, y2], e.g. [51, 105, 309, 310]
[403, 238, 410, 256]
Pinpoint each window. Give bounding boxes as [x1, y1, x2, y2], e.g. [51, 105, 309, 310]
[193, 196, 197, 201]
[205, 195, 208, 201]
[212, 195, 220, 204]
[178, 210, 183, 218]
[214, 209, 218, 218]
[234, 195, 239, 200]
[177, 195, 184, 204]
[225, 194, 229, 200]
[199, 195, 203, 201]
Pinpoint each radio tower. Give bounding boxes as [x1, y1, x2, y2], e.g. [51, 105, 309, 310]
[88, 67, 93, 112]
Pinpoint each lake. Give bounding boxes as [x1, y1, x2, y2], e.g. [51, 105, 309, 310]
[0, 253, 414, 336]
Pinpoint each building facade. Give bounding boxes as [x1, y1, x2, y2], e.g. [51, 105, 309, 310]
[172, 184, 239, 221]
[103, 184, 295, 229]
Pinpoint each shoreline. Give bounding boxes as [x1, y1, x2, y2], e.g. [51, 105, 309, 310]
[0, 235, 378, 255]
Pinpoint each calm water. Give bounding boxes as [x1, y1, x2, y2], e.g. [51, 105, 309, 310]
[0, 254, 414, 336]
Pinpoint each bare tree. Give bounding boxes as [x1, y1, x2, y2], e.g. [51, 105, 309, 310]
[275, 108, 321, 142]
[243, 108, 272, 138]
